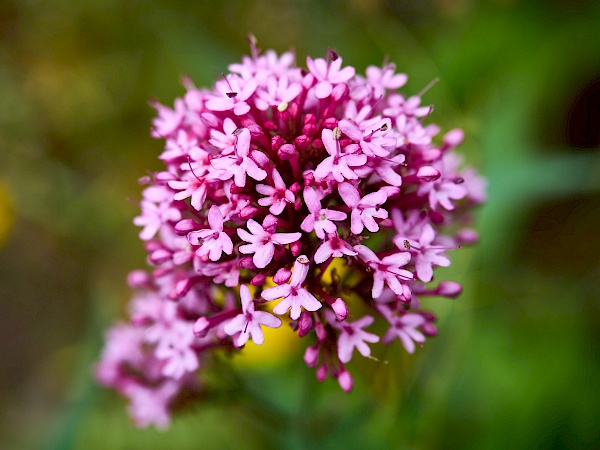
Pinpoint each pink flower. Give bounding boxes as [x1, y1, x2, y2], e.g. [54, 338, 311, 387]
[338, 182, 389, 234]
[377, 304, 426, 353]
[355, 245, 413, 299]
[338, 117, 396, 158]
[187, 205, 233, 261]
[366, 63, 408, 98]
[237, 217, 302, 268]
[394, 223, 451, 283]
[261, 256, 322, 319]
[210, 127, 267, 187]
[314, 233, 357, 264]
[325, 310, 380, 363]
[300, 187, 346, 239]
[314, 128, 367, 182]
[223, 285, 282, 346]
[133, 186, 181, 241]
[306, 55, 355, 99]
[205, 74, 257, 116]
[256, 168, 296, 215]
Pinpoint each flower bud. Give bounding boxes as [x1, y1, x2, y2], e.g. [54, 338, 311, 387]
[298, 312, 314, 337]
[443, 128, 464, 149]
[304, 345, 319, 367]
[337, 369, 353, 393]
[331, 298, 348, 321]
[251, 274, 267, 286]
[437, 281, 462, 298]
[273, 268, 292, 284]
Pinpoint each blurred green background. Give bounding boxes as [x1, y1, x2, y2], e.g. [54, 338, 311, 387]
[1, 0, 599, 449]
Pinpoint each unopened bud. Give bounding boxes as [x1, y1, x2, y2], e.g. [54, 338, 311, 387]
[273, 268, 292, 284]
[337, 369, 353, 393]
[290, 240, 302, 256]
[251, 274, 267, 286]
[193, 317, 210, 337]
[174, 219, 198, 235]
[304, 345, 319, 366]
[239, 205, 258, 220]
[238, 257, 256, 269]
[298, 312, 314, 337]
[331, 298, 348, 321]
[443, 128, 464, 148]
[127, 270, 151, 288]
[278, 144, 297, 161]
[315, 321, 326, 342]
[316, 364, 327, 382]
[437, 281, 462, 298]
[416, 166, 441, 182]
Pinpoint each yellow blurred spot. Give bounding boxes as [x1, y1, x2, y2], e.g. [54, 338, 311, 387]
[232, 320, 299, 368]
[0, 181, 14, 246]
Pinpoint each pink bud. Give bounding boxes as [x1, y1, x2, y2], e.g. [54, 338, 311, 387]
[278, 144, 297, 160]
[422, 322, 438, 336]
[331, 298, 348, 321]
[239, 205, 258, 220]
[304, 345, 319, 367]
[230, 183, 243, 194]
[251, 274, 267, 286]
[264, 121, 277, 132]
[429, 210, 445, 225]
[295, 134, 311, 150]
[416, 166, 441, 182]
[437, 281, 462, 298]
[443, 128, 464, 148]
[303, 113, 316, 125]
[316, 364, 327, 382]
[155, 171, 175, 182]
[298, 312, 313, 337]
[238, 257, 256, 269]
[127, 270, 151, 288]
[457, 228, 479, 244]
[315, 321, 326, 342]
[175, 278, 192, 297]
[289, 240, 301, 257]
[322, 117, 339, 130]
[150, 249, 171, 265]
[302, 123, 317, 137]
[421, 148, 442, 162]
[273, 268, 292, 284]
[246, 123, 264, 139]
[193, 317, 210, 337]
[269, 137, 284, 154]
[174, 219, 198, 235]
[337, 369, 353, 393]
[289, 182, 301, 194]
[311, 138, 323, 150]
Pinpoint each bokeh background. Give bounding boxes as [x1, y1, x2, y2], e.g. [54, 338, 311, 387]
[1, 0, 599, 449]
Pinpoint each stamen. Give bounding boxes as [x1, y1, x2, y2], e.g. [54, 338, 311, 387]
[417, 77, 439, 97]
[277, 101, 289, 112]
[221, 73, 237, 98]
[403, 239, 411, 250]
[247, 33, 258, 60]
[186, 155, 203, 182]
[332, 126, 341, 140]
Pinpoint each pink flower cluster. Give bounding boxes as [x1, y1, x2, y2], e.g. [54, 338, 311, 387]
[96, 40, 485, 428]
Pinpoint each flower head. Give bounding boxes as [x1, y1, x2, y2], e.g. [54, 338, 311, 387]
[97, 40, 484, 427]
